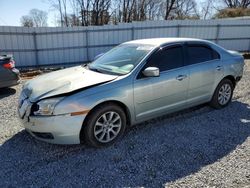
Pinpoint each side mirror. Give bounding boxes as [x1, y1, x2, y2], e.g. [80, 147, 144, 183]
[93, 53, 105, 61]
[142, 67, 160, 77]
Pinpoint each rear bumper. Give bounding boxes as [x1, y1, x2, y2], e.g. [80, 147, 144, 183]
[0, 79, 20, 88]
[20, 114, 86, 144]
[0, 68, 20, 88]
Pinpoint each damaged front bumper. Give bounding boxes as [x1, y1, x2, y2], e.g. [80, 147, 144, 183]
[18, 97, 86, 144]
[20, 114, 86, 144]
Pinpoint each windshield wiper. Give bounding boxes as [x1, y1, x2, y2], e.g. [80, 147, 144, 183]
[85, 64, 122, 76]
[90, 68, 104, 73]
[81, 63, 88, 68]
[87, 65, 105, 74]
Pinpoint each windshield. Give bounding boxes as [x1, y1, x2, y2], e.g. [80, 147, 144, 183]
[88, 44, 154, 75]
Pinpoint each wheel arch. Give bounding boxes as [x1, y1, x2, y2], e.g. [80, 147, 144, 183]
[210, 75, 235, 109]
[222, 75, 236, 88]
[210, 75, 236, 104]
[79, 100, 131, 143]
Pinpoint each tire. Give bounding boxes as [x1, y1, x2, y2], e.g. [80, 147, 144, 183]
[210, 79, 234, 109]
[82, 103, 127, 148]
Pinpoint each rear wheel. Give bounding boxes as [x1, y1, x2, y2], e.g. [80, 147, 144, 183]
[210, 79, 234, 109]
[82, 103, 127, 147]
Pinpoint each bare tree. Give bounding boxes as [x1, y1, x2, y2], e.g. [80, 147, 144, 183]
[111, 0, 162, 22]
[48, 0, 69, 26]
[58, 0, 64, 26]
[45, 0, 219, 27]
[159, 0, 198, 20]
[147, 0, 162, 20]
[69, 0, 81, 25]
[91, 0, 112, 25]
[20, 16, 34, 27]
[163, 0, 176, 20]
[199, 0, 215, 19]
[62, 0, 69, 26]
[111, 0, 122, 23]
[174, 0, 198, 19]
[120, 0, 137, 22]
[68, 14, 81, 26]
[76, 0, 92, 26]
[29, 9, 48, 27]
[20, 9, 48, 27]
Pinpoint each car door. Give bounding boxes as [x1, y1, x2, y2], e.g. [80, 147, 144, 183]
[133, 44, 189, 121]
[185, 43, 222, 106]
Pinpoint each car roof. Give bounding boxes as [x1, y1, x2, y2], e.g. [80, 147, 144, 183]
[124, 37, 207, 47]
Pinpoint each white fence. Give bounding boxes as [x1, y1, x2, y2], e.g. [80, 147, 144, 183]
[0, 18, 250, 67]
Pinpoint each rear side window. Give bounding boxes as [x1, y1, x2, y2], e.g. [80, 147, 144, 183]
[187, 45, 220, 65]
[146, 46, 184, 72]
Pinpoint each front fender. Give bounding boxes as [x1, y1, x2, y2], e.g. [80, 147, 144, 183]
[53, 83, 135, 123]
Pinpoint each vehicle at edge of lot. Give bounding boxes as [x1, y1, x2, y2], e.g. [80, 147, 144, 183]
[18, 38, 244, 147]
[0, 54, 20, 88]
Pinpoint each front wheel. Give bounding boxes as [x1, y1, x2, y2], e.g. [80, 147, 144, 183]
[210, 79, 234, 109]
[82, 103, 127, 147]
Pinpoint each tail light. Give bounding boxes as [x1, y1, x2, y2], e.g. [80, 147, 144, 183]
[3, 60, 15, 69]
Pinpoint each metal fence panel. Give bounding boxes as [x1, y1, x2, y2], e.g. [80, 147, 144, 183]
[0, 18, 249, 67]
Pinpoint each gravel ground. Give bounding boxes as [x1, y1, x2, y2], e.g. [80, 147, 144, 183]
[0, 61, 249, 188]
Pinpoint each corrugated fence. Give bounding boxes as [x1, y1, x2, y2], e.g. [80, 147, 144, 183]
[0, 18, 250, 68]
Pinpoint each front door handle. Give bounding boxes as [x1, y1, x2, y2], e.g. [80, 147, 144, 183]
[216, 66, 222, 71]
[176, 75, 187, 81]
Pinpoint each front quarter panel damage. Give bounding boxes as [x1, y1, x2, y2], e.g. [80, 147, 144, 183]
[53, 80, 135, 123]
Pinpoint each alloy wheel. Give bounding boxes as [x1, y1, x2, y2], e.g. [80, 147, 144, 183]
[94, 111, 122, 143]
[218, 83, 232, 105]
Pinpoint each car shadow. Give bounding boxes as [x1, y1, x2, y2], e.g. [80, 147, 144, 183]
[0, 87, 16, 99]
[0, 101, 249, 187]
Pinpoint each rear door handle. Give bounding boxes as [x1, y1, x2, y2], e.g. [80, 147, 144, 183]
[216, 66, 222, 71]
[176, 75, 187, 81]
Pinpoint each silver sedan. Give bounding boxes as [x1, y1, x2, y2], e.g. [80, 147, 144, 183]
[18, 38, 244, 147]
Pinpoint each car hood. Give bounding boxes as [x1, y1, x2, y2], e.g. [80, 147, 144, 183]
[23, 66, 118, 102]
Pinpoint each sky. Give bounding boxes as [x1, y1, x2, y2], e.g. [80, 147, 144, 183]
[0, 0, 57, 26]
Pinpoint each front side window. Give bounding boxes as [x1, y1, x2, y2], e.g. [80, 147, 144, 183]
[146, 46, 184, 72]
[187, 45, 220, 65]
[88, 44, 154, 75]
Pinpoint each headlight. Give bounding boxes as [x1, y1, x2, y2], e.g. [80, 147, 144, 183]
[33, 97, 64, 116]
